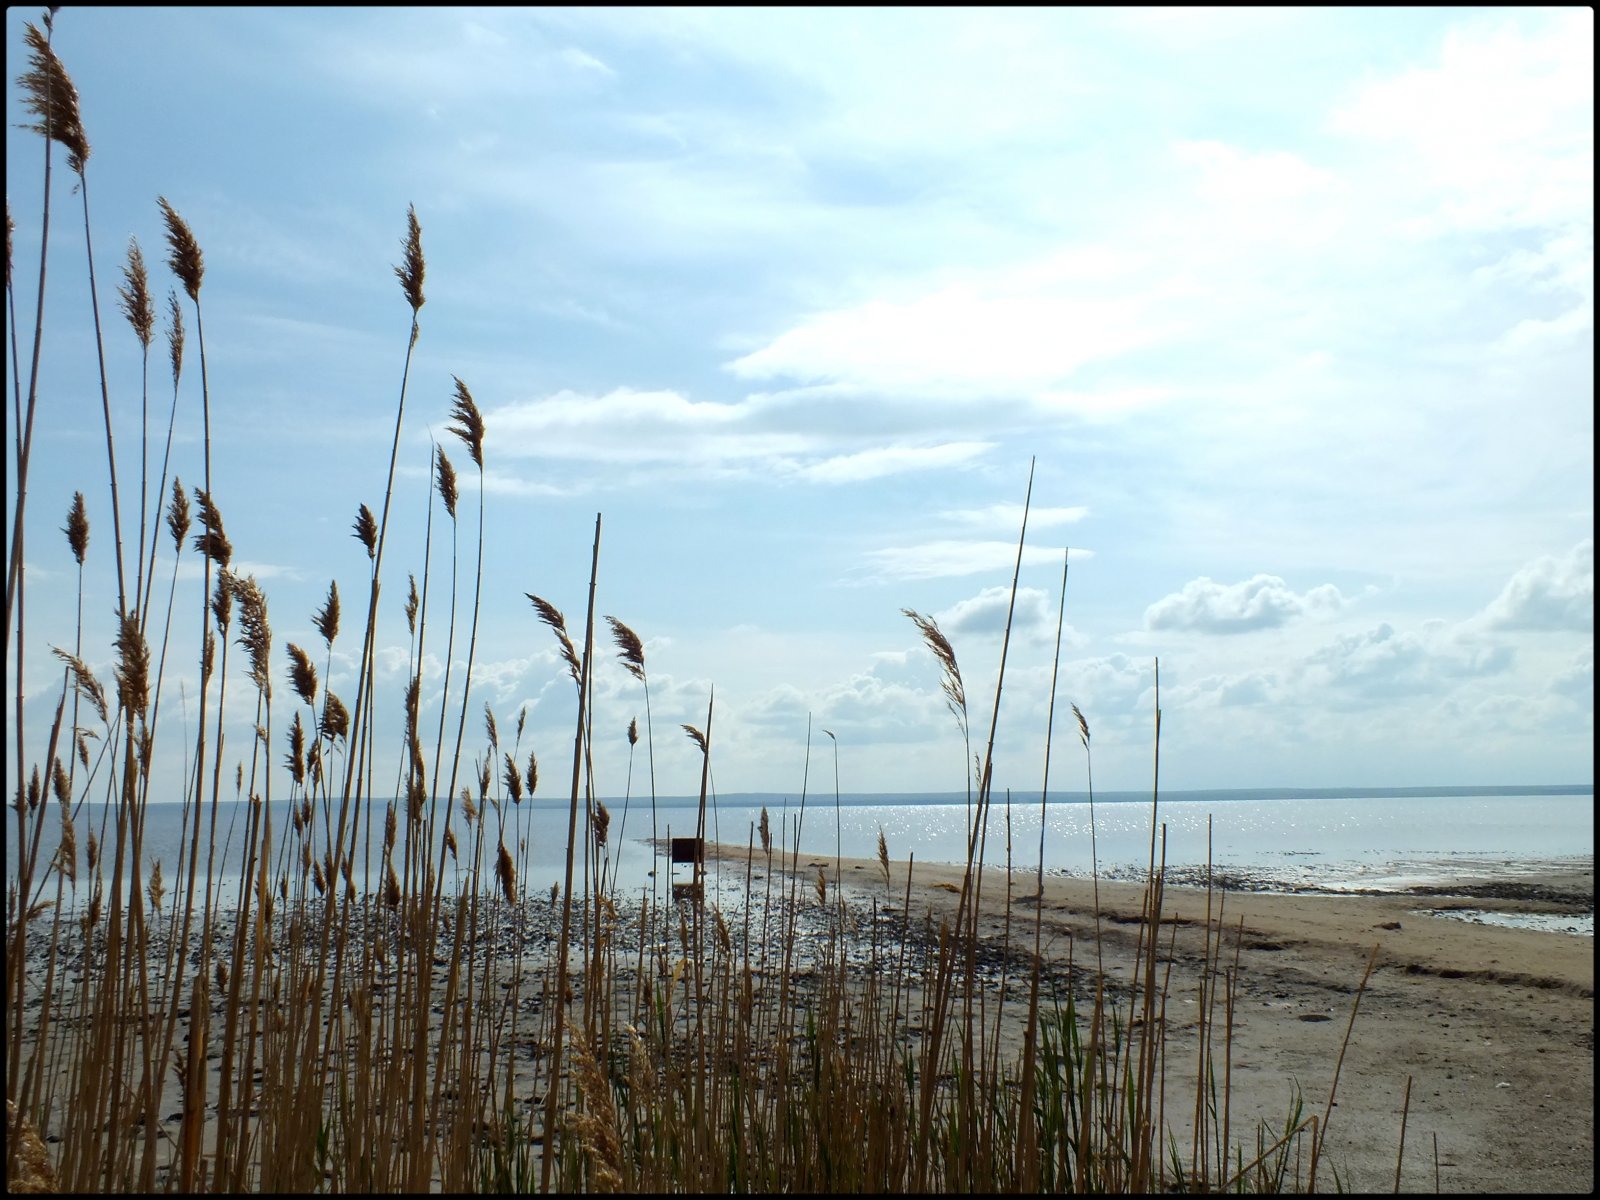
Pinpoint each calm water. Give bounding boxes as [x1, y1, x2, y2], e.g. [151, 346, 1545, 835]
[11, 787, 1591, 906]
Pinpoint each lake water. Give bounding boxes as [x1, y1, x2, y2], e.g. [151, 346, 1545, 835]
[11, 786, 1591, 909]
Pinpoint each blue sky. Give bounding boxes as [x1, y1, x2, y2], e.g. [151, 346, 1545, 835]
[6, 6, 1592, 805]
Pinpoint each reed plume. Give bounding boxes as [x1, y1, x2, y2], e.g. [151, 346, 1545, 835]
[627, 717, 638, 747]
[902, 608, 967, 733]
[502, 753, 523, 804]
[166, 290, 184, 387]
[18, 22, 89, 174]
[759, 806, 771, 856]
[484, 703, 498, 750]
[527, 594, 581, 685]
[682, 724, 707, 754]
[311, 580, 339, 646]
[404, 573, 418, 633]
[113, 611, 150, 721]
[56, 804, 77, 885]
[606, 615, 646, 681]
[321, 692, 349, 742]
[286, 643, 317, 707]
[352, 503, 377, 559]
[447, 376, 484, 469]
[226, 572, 271, 698]
[285, 711, 305, 786]
[62, 492, 88, 565]
[495, 841, 517, 905]
[166, 478, 189, 552]
[525, 751, 538, 796]
[116, 238, 154, 348]
[156, 196, 203, 301]
[394, 203, 424, 314]
[191, 488, 231, 568]
[434, 445, 457, 519]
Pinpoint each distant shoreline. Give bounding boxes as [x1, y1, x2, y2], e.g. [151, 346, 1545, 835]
[117, 783, 1594, 808]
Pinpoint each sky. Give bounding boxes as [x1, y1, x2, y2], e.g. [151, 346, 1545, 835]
[5, 6, 1593, 807]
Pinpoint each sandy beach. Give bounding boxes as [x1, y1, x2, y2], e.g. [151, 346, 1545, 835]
[698, 842, 1594, 1194]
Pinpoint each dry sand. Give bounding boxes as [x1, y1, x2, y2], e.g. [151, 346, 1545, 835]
[701, 842, 1594, 1194]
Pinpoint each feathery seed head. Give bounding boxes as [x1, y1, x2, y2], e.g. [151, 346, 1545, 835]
[321, 691, 349, 741]
[312, 579, 340, 646]
[156, 196, 203, 301]
[404, 574, 418, 634]
[496, 841, 517, 905]
[114, 611, 150, 721]
[165, 290, 185, 387]
[51, 758, 69, 807]
[1071, 703, 1090, 749]
[434, 444, 458, 518]
[210, 571, 233, 632]
[352, 503, 377, 559]
[527, 594, 581, 685]
[63, 492, 88, 565]
[627, 717, 637, 747]
[758, 806, 771, 856]
[58, 808, 78, 884]
[682, 724, 707, 754]
[166, 478, 190, 553]
[148, 859, 165, 912]
[502, 753, 523, 804]
[286, 642, 317, 707]
[19, 23, 89, 174]
[903, 607, 967, 730]
[394, 204, 424, 314]
[605, 615, 646, 682]
[285, 711, 305, 787]
[484, 703, 498, 750]
[594, 800, 610, 848]
[117, 239, 154, 349]
[226, 572, 272, 698]
[448, 376, 484, 469]
[525, 750, 538, 796]
[191, 488, 231, 568]
[53, 648, 107, 725]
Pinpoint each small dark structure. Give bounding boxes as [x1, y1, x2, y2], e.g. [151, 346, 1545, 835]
[670, 837, 705, 866]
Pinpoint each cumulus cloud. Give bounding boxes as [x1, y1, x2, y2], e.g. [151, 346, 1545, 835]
[1480, 539, 1593, 632]
[1550, 643, 1593, 697]
[936, 586, 1054, 638]
[1144, 575, 1348, 634]
[1303, 621, 1513, 697]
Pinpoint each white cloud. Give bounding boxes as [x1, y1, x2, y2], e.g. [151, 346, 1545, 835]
[795, 441, 992, 484]
[857, 541, 1090, 583]
[1480, 539, 1594, 632]
[725, 272, 1172, 398]
[938, 503, 1089, 530]
[937, 586, 1052, 639]
[1328, 10, 1593, 238]
[1550, 643, 1592, 698]
[1303, 622, 1513, 698]
[1144, 574, 1349, 634]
